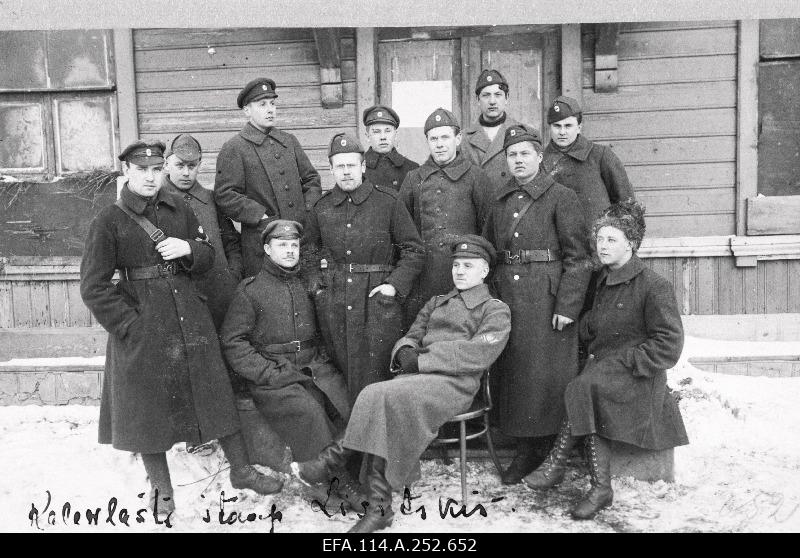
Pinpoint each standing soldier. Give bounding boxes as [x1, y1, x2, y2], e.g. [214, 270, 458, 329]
[399, 108, 493, 325]
[461, 69, 520, 190]
[483, 125, 592, 485]
[81, 141, 283, 518]
[362, 105, 419, 191]
[214, 77, 322, 277]
[304, 133, 424, 404]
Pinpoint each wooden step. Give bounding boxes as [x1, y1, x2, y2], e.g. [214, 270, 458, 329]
[0, 327, 108, 360]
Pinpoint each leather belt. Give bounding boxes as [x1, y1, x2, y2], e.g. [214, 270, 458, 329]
[259, 337, 319, 354]
[499, 249, 562, 264]
[119, 262, 181, 280]
[327, 262, 394, 273]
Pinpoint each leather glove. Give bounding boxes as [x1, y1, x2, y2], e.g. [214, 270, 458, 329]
[396, 347, 419, 375]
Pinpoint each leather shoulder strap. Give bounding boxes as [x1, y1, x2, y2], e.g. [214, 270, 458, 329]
[114, 198, 166, 243]
[503, 197, 535, 250]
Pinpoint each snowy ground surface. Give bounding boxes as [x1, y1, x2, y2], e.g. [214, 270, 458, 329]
[1, 342, 800, 533]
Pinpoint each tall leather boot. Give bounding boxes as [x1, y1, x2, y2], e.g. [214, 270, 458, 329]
[348, 454, 394, 533]
[501, 437, 537, 485]
[290, 437, 355, 485]
[570, 434, 613, 520]
[141, 452, 175, 517]
[220, 432, 284, 495]
[523, 419, 577, 489]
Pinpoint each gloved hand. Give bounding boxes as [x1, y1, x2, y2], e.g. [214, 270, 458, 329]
[395, 347, 419, 375]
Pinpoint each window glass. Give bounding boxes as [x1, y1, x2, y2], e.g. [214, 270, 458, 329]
[0, 31, 48, 90]
[0, 103, 45, 169]
[55, 97, 114, 172]
[47, 30, 111, 88]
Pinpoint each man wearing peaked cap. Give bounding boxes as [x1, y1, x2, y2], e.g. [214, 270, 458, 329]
[542, 95, 635, 228]
[81, 138, 284, 518]
[462, 68, 522, 191]
[291, 230, 510, 534]
[362, 104, 419, 192]
[398, 107, 493, 328]
[481, 118, 592, 485]
[215, 76, 321, 277]
[303, 131, 424, 408]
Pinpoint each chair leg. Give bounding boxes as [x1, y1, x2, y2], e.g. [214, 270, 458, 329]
[483, 414, 504, 476]
[459, 420, 467, 505]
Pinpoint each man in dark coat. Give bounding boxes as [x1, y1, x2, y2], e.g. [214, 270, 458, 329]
[291, 235, 511, 534]
[221, 219, 351, 463]
[304, 133, 425, 405]
[214, 77, 322, 277]
[81, 140, 283, 519]
[399, 108, 494, 325]
[362, 105, 419, 191]
[483, 124, 592, 485]
[461, 69, 521, 190]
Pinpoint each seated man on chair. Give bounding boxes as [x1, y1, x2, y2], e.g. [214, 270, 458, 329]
[291, 234, 511, 534]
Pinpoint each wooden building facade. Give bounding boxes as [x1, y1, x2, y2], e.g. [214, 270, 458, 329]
[2, 19, 800, 345]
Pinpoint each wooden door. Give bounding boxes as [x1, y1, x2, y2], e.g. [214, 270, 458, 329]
[378, 40, 462, 165]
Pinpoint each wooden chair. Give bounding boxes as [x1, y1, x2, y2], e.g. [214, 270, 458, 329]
[430, 368, 503, 504]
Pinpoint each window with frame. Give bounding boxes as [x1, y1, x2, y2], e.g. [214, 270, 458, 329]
[0, 30, 117, 178]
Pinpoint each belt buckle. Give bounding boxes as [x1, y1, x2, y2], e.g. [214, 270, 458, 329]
[510, 251, 520, 263]
[293, 340, 301, 352]
[150, 229, 166, 243]
[158, 262, 176, 275]
[546, 249, 553, 262]
[348, 263, 354, 273]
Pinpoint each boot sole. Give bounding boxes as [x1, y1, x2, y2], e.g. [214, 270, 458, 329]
[570, 496, 613, 520]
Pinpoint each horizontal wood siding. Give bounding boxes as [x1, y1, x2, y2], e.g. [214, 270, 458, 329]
[133, 28, 357, 189]
[0, 279, 94, 328]
[580, 21, 738, 238]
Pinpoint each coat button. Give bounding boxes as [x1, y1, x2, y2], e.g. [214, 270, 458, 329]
[346, 250, 351, 255]
[279, 169, 285, 175]
[518, 195, 524, 199]
[501, 171, 506, 177]
[513, 212, 519, 218]
[284, 185, 289, 190]
[275, 153, 281, 159]
[294, 312, 299, 317]
[184, 194, 191, 201]
[513, 275, 520, 281]
[347, 305, 352, 310]
[180, 317, 184, 321]
[437, 189, 442, 194]
[346, 223, 352, 228]
[617, 303, 623, 308]
[288, 202, 294, 208]
[435, 207, 441, 213]
[347, 278, 352, 283]
[588, 353, 595, 360]
[514, 232, 519, 237]
[393, 180, 398, 186]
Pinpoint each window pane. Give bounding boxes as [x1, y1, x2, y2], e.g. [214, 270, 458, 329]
[0, 31, 47, 90]
[55, 97, 114, 173]
[0, 103, 45, 169]
[47, 30, 111, 88]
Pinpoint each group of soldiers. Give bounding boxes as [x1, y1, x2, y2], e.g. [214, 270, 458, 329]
[80, 68, 635, 532]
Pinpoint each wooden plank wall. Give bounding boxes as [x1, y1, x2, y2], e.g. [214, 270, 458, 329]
[132, 28, 358, 190]
[580, 21, 738, 238]
[0, 279, 94, 328]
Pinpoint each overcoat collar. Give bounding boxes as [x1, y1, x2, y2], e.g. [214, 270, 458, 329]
[495, 172, 555, 202]
[435, 283, 492, 310]
[365, 148, 406, 169]
[418, 151, 471, 182]
[119, 182, 178, 215]
[161, 178, 211, 205]
[600, 254, 646, 286]
[239, 122, 289, 148]
[261, 254, 300, 280]
[545, 134, 592, 162]
[329, 181, 375, 206]
[464, 115, 514, 163]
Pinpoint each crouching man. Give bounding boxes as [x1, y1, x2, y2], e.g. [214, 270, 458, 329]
[291, 235, 511, 533]
[221, 220, 351, 465]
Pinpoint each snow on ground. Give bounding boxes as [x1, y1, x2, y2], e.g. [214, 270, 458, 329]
[1, 342, 800, 533]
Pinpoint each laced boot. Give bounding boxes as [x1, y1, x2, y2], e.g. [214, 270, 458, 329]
[290, 437, 355, 486]
[501, 437, 537, 485]
[523, 419, 577, 489]
[348, 455, 394, 533]
[221, 432, 284, 495]
[570, 434, 613, 520]
[141, 452, 175, 517]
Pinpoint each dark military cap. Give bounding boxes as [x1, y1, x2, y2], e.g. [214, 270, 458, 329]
[424, 108, 460, 136]
[475, 69, 509, 95]
[164, 133, 202, 162]
[328, 132, 364, 158]
[118, 140, 166, 166]
[363, 105, 400, 128]
[451, 234, 497, 267]
[503, 124, 542, 151]
[237, 78, 278, 109]
[261, 219, 303, 244]
[547, 95, 582, 124]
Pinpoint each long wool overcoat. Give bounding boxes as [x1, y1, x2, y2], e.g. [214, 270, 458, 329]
[220, 257, 351, 462]
[304, 181, 425, 404]
[161, 178, 243, 329]
[541, 134, 635, 227]
[565, 255, 689, 450]
[343, 283, 511, 491]
[80, 185, 240, 453]
[399, 152, 493, 322]
[214, 123, 321, 277]
[461, 115, 520, 189]
[483, 174, 592, 437]
[364, 147, 419, 192]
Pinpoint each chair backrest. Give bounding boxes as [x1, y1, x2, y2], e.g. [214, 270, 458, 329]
[479, 367, 493, 412]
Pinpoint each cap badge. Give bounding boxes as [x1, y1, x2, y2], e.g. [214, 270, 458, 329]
[461, 243, 468, 249]
[262, 84, 268, 91]
[510, 130, 516, 136]
[198, 226, 204, 234]
[487, 75, 493, 82]
[435, 115, 442, 122]
[340, 139, 347, 146]
[283, 225, 291, 231]
[377, 111, 383, 117]
[554, 104, 560, 112]
[145, 148, 152, 156]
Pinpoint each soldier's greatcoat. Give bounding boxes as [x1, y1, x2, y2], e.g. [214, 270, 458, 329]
[461, 115, 520, 188]
[304, 181, 425, 404]
[364, 147, 418, 192]
[80, 185, 240, 453]
[220, 257, 351, 462]
[214, 123, 321, 277]
[565, 255, 689, 450]
[343, 284, 511, 491]
[483, 174, 592, 437]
